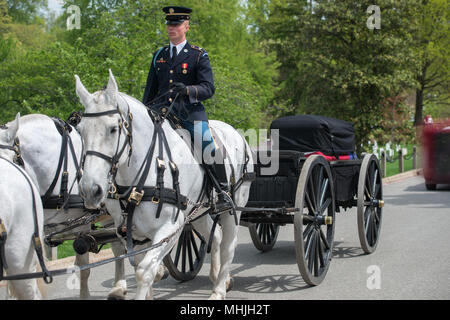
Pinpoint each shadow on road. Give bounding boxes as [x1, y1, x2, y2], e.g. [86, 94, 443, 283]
[384, 180, 450, 208]
[332, 241, 365, 259]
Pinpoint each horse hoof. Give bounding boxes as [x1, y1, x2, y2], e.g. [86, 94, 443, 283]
[161, 268, 169, 280]
[208, 293, 225, 300]
[226, 276, 234, 292]
[107, 294, 126, 300]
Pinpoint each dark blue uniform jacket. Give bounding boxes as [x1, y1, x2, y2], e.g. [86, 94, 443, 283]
[142, 42, 215, 122]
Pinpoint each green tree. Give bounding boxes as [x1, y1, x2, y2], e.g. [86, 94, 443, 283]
[413, 0, 449, 125]
[6, 0, 47, 24]
[255, 0, 420, 150]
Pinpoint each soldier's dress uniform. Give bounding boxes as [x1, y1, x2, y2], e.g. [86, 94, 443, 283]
[142, 6, 230, 199]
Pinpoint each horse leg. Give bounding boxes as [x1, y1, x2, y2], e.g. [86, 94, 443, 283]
[209, 211, 240, 300]
[6, 249, 43, 300]
[75, 252, 91, 300]
[191, 215, 222, 284]
[134, 232, 177, 300]
[106, 241, 127, 300]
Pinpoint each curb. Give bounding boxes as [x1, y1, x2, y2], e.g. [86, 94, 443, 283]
[382, 169, 422, 185]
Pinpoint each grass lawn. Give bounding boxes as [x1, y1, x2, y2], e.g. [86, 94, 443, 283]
[57, 240, 111, 259]
[383, 144, 420, 177]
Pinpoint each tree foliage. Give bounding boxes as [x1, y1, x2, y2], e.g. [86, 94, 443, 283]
[252, 0, 420, 150]
[0, 0, 447, 148]
[413, 0, 449, 125]
[1, 0, 277, 131]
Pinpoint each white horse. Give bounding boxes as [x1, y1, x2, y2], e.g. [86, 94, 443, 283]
[16, 113, 157, 300]
[75, 70, 253, 300]
[0, 114, 45, 299]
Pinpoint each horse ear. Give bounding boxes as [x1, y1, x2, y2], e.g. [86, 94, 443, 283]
[105, 69, 118, 103]
[75, 74, 92, 108]
[6, 113, 20, 143]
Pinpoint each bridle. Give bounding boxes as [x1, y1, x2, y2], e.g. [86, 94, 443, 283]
[0, 133, 25, 167]
[81, 95, 134, 195]
[79, 92, 188, 267]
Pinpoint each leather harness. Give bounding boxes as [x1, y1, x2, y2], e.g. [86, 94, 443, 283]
[81, 94, 188, 266]
[41, 119, 84, 211]
[0, 157, 53, 284]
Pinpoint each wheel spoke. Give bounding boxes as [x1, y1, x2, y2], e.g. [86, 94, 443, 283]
[305, 189, 316, 213]
[317, 231, 325, 268]
[187, 232, 194, 272]
[303, 223, 314, 240]
[319, 227, 330, 250]
[182, 232, 187, 273]
[263, 224, 269, 245]
[366, 173, 373, 197]
[319, 178, 329, 208]
[257, 223, 263, 241]
[191, 231, 200, 260]
[374, 183, 381, 199]
[319, 197, 332, 215]
[174, 229, 185, 267]
[316, 166, 324, 206]
[270, 224, 276, 241]
[372, 168, 378, 198]
[314, 235, 320, 276]
[307, 232, 317, 274]
[304, 227, 315, 258]
[364, 207, 372, 235]
[364, 184, 371, 199]
[308, 174, 318, 213]
[371, 214, 378, 246]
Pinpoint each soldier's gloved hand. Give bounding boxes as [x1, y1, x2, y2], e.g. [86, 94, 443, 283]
[170, 82, 188, 96]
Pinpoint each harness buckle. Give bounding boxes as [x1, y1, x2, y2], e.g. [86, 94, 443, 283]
[108, 183, 117, 195]
[157, 158, 166, 169]
[169, 161, 177, 172]
[152, 196, 160, 204]
[33, 236, 42, 250]
[128, 187, 144, 206]
[0, 219, 7, 241]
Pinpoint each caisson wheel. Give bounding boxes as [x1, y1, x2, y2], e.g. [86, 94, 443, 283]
[249, 222, 280, 252]
[163, 223, 206, 281]
[294, 155, 335, 286]
[357, 154, 383, 254]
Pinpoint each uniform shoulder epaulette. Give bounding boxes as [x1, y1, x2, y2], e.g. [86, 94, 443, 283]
[190, 44, 204, 52]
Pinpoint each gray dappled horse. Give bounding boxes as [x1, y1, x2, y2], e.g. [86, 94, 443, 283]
[0, 114, 44, 299]
[76, 70, 253, 299]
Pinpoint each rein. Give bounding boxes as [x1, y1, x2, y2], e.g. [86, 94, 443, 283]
[0, 157, 53, 284]
[80, 93, 188, 266]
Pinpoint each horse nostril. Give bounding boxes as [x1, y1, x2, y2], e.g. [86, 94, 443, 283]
[92, 184, 103, 198]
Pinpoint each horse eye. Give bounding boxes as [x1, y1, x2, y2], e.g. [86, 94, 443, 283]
[110, 127, 118, 134]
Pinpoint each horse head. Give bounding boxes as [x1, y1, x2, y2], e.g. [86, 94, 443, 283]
[76, 70, 133, 209]
[0, 113, 21, 163]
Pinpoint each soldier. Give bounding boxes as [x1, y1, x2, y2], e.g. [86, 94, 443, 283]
[142, 6, 232, 206]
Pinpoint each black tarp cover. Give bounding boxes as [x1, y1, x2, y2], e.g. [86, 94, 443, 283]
[270, 115, 355, 156]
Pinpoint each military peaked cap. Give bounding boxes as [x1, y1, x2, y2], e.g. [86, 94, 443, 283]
[163, 6, 192, 25]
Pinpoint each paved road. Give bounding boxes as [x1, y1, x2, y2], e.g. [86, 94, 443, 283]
[2, 175, 450, 300]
